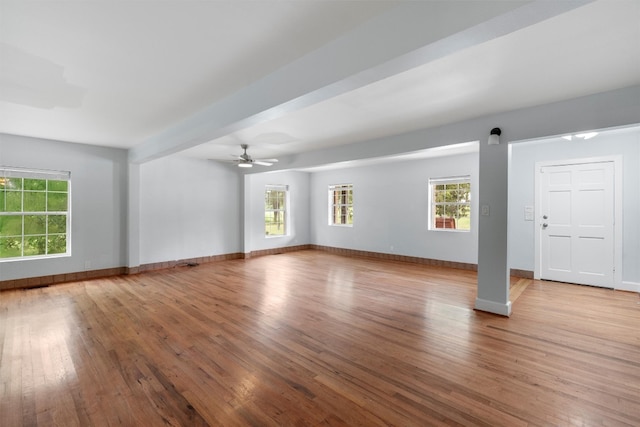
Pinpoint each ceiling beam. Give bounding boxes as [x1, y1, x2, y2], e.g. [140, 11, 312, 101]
[128, 0, 593, 164]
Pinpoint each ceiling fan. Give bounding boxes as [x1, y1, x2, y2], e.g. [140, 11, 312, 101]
[232, 144, 278, 168]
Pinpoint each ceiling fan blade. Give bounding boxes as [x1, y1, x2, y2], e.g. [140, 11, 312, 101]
[229, 145, 278, 166]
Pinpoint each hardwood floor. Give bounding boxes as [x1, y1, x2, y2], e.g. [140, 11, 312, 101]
[1, 250, 639, 426]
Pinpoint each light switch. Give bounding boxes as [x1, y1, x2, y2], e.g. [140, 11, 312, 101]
[481, 205, 490, 216]
[524, 205, 534, 221]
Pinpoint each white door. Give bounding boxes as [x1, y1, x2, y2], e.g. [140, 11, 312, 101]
[539, 161, 614, 287]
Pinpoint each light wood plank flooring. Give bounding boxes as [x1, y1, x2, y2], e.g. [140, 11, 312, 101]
[1, 250, 639, 426]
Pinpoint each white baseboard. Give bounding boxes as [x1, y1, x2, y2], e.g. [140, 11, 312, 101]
[474, 298, 512, 317]
[618, 281, 640, 293]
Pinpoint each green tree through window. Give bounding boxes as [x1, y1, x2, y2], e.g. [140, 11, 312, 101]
[430, 177, 471, 231]
[0, 168, 70, 259]
[265, 185, 287, 236]
[329, 184, 353, 226]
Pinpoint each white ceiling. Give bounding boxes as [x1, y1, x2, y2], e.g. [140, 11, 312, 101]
[1, 0, 639, 164]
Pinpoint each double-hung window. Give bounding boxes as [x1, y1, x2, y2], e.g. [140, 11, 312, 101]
[429, 176, 470, 231]
[0, 167, 71, 260]
[265, 185, 288, 236]
[329, 184, 353, 226]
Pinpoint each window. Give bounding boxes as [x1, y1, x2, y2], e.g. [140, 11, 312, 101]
[0, 167, 71, 260]
[265, 185, 287, 236]
[429, 176, 470, 231]
[329, 184, 353, 226]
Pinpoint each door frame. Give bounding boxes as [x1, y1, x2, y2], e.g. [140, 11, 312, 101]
[534, 155, 622, 288]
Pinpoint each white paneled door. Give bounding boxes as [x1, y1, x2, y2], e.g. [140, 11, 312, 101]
[539, 161, 615, 288]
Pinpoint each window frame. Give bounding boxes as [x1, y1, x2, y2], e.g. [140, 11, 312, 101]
[0, 166, 71, 261]
[264, 184, 288, 237]
[428, 176, 471, 232]
[328, 184, 354, 227]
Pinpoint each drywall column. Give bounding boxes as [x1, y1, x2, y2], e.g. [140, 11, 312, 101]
[242, 173, 252, 257]
[475, 134, 511, 316]
[127, 163, 141, 271]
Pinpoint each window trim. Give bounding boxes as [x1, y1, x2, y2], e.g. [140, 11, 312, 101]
[328, 183, 353, 227]
[264, 184, 288, 238]
[428, 175, 471, 232]
[0, 166, 71, 262]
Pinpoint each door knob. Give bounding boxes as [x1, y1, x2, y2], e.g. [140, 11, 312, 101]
[542, 223, 548, 228]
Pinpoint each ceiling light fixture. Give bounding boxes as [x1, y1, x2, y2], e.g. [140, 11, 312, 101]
[562, 131, 598, 141]
[488, 127, 501, 145]
[575, 132, 598, 140]
[238, 162, 252, 168]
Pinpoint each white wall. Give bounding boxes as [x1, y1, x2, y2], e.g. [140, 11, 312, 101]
[244, 170, 311, 253]
[310, 152, 479, 264]
[139, 156, 241, 264]
[509, 127, 640, 285]
[0, 134, 128, 281]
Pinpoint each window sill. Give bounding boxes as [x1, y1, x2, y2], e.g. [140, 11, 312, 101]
[0, 253, 72, 263]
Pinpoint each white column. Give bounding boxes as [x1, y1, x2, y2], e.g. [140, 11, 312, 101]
[127, 163, 140, 270]
[475, 132, 511, 316]
[242, 173, 252, 257]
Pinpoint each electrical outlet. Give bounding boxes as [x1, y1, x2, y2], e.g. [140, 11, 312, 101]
[481, 205, 490, 216]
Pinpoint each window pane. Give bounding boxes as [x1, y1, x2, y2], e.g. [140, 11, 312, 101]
[444, 188, 456, 202]
[47, 192, 68, 212]
[457, 207, 471, 230]
[24, 179, 46, 191]
[0, 237, 22, 258]
[48, 215, 67, 234]
[0, 215, 22, 236]
[47, 235, 67, 254]
[24, 192, 46, 211]
[24, 215, 46, 235]
[5, 191, 22, 212]
[24, 236, 46, 256]
[265, 213, 285, 235]
[459, 183, 470, 202]
[48, 180, 68, 192]
[4, 178, 22, 190]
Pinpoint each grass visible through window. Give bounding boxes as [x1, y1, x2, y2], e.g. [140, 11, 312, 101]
[0, 172, 69, 259]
